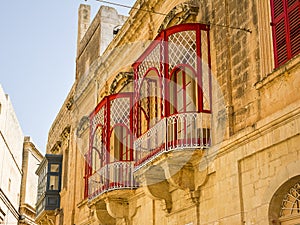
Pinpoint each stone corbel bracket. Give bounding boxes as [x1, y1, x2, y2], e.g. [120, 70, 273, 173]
[91, 201, 116, 225]
[135, 150, 209, 211]
[89, 191, 137, 225]
[136, 165, 173, 213]
[105, 197, 131, 225]
[163, 150, 208, 189]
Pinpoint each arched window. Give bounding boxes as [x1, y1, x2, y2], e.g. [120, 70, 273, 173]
[270, 0, 300, 67]
[137, 69, 162, 136]
[109, 125, 132, 162]
[279, 182, 300, 224]
[91, 126, 104, 172]
[269, 177, 300, 225]
[169, 66, 198, 114]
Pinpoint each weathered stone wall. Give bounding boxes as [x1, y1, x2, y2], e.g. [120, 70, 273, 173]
[41, 0, 300, 225]
[76, 5, 128, 81]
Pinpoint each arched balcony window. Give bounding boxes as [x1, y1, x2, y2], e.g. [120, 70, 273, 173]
[110, 125, 132, 162]
[87, 93, 137, 200]
[169, 66, 198, 114]
[91, 126, 104, 172]
[133, 23, 212, 169]
[136, 69, 162, 136]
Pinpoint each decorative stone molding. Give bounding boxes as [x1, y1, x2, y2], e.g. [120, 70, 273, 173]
[36, 211, 56, 225]
[109, 72, 133, 94]
[50, 141, 62, 153]
[76, 116, 90, 138]
[66, 97, 74, 110]
[60, 126, 71, 141]
[158, 1, 199, 33]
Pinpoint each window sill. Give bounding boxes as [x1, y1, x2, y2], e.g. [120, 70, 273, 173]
[254, 54, 300, 90]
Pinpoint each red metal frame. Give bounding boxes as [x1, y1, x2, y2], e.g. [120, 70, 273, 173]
[270, 0, 300, 68]
[169, 65, 198, 113]
[84, 154, 89, 198]
[136, 68, 163, 137]
[133, 23, 211, 139]
[85, 93, 134, 198]
[85, 23, 213, 196]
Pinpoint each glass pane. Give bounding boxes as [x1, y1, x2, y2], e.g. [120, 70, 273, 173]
[201, 30, 211, 111]
[50, 164, 59, 172]
[185, 68, 197, 112]
[49, 175, 59, 190]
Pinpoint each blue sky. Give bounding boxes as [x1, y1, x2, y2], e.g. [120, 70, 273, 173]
[0, 0, 135, 152]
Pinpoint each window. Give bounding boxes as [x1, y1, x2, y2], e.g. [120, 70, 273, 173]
[110, 125, 131, 162]
[269, 177, 300, 225]
[48, 163, 60, 191]
[35, 154, 62, 216]
[169, 67, 198, 114]
[279, 182, 300, 224]
[137, 69, 162, 136]
[92, 126, 104, 172]
[270, 0, 300, 67]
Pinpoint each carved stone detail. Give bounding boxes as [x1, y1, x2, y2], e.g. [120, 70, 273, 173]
[109, 72, 133, 94]
[105, 198, 129, 219]
[135, 150, 208, 212]
[158, 1, 199, 33]
[91, 201, 116, 225]
[61, 126, 71, 141]
[66, 97, 74, 110]
[137, 165, 173, 213]
[36, 211, 56, 225]
[50, 141, 62, 153]
[76, 116, 90, 138]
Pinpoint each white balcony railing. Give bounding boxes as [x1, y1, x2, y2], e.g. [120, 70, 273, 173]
[134, 112, 211, 170]
[88, 161, 138, 200]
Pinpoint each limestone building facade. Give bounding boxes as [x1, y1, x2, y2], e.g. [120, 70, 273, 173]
[0, 84, 24, 225]
[0, 85, 43, 225]
[35, 1, 300, 225]
[19, 137, 43, 225]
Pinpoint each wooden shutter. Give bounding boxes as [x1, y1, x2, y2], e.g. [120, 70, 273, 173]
[288, 0, 300, 57]
[270, 0, 300, 67]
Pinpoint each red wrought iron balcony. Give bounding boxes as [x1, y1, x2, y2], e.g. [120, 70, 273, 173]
[133, 23, 212, 171]
[88, 161, 137, 199]
[134, 112, 211, 170]
[86, 93, 138, 201]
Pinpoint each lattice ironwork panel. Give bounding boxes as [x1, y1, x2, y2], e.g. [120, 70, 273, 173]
[110, 97, 130, 127]
[168, 30, 197, 72]
[280, 182, 300, 217]
[92, 106, 105, 133]
[137, 44, 161, 80]
[93, 128, 103, 150]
